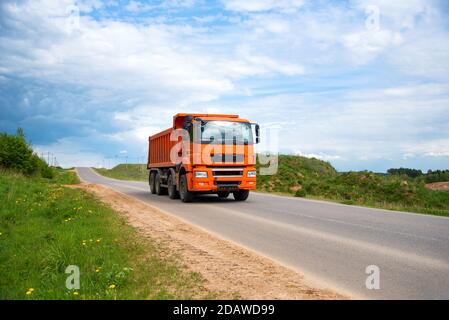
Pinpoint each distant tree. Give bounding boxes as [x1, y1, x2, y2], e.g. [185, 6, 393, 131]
[425, 169, 449, 183]
[387, 168, 423, 178]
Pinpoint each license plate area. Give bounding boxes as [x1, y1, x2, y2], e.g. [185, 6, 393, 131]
[215, 181, 241, 191]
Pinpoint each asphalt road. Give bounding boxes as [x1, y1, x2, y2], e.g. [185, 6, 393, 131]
[76, 167, 449, 299]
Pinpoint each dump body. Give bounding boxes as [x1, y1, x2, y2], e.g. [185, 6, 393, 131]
[147, 128, 176, 168]
[147, 113, 259, 202]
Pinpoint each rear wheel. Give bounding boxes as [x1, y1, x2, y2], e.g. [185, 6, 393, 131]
[149, 172, 156, 194]
[155, 172, 167, 195]
[217, 191, 230, 199]
[233, 190, 249, 201]
[179, 175, 194, 203]
[167, 174, 179, 199]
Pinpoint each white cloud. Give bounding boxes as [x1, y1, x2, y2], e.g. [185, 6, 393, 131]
[295, 150, 342, 161]
[125, 0, 153, 13]
[351, 0, 436, 29]
[0, 0, 309, 107]
[342, 29, 403, 65]
[201, 82, 449, 163]
[223, 0, 305, 13]
[34, 138, 107, 168]
[403, 139, 449, 158]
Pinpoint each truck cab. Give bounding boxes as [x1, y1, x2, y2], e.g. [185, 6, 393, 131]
[147, 113, 259, 202]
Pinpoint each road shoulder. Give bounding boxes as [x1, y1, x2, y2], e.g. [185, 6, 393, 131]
[74, 181, 346, 299]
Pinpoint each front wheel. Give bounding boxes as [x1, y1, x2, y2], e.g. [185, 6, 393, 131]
[179, 175, 194, 203]
[233, 190, 249, 201]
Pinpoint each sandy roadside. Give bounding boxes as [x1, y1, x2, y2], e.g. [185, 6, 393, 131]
[71, 182, 346, 300]
[426, 182, 449, 191]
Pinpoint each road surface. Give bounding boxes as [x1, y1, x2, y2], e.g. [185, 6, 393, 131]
[77, 167, 449, 299]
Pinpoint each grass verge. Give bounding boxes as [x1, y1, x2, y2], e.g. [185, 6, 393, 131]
[94, 164, 147, 182]
[0, 169, 211, 299]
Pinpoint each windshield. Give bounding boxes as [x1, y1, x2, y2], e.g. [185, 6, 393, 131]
[199, 121, 253, 145]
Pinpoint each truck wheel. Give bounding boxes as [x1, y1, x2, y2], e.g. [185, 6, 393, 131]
[149, 172, 156, 194]
[233, 190, 249, 201]
[179, 175, 194, 203]
[155, 172, 167, 195]
[167, 174, 179, 199]
[217, 191, 230, 199]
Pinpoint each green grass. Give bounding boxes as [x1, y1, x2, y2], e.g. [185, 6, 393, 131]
[94, 164, 147, 182]
[0, 169, 212, 299]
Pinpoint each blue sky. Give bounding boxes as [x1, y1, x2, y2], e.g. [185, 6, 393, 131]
[1, 0, 449, 172]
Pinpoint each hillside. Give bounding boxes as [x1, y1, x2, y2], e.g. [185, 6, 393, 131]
[256, 155, 449, 216]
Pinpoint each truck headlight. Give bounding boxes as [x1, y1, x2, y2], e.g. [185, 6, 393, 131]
[195, 171, 208, 178]
[247, 171, 257, 178]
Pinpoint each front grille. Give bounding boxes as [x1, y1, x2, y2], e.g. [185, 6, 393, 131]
[212, 169, 244, 177]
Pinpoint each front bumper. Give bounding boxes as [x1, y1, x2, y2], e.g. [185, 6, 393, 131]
[190, 167, 256, 192]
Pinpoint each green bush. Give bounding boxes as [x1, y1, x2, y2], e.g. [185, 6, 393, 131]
[0, 128, 52, 178]
[295, 189, 306, 197]
[40, 165, 54, 179]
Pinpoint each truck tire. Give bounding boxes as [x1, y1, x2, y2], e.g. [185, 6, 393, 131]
[167, 174, 179, 199]
[233, 190, 249, 201]
[149, 172, 156, 194]
[179, 175, 194, 203]
[155, 172, 167, 195]
[217, 191, 230, 199]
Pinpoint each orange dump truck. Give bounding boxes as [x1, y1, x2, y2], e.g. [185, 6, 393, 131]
[147, 113, 259, 202]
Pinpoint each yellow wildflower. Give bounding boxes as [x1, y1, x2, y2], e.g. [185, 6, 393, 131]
[108, 284, 116, 289]
[73, 291, 79, 296]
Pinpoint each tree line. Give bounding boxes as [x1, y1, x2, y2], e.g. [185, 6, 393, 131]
[0, 128, 53, 178]
[387, 167, 449, 183]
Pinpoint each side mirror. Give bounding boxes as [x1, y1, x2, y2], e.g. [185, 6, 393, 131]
[255, 124, 260, 144]
[182, 115, 193, 130]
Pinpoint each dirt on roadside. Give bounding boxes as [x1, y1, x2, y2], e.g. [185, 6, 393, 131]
[72, 182, 346, 300]
[426, 182, 449, 191]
